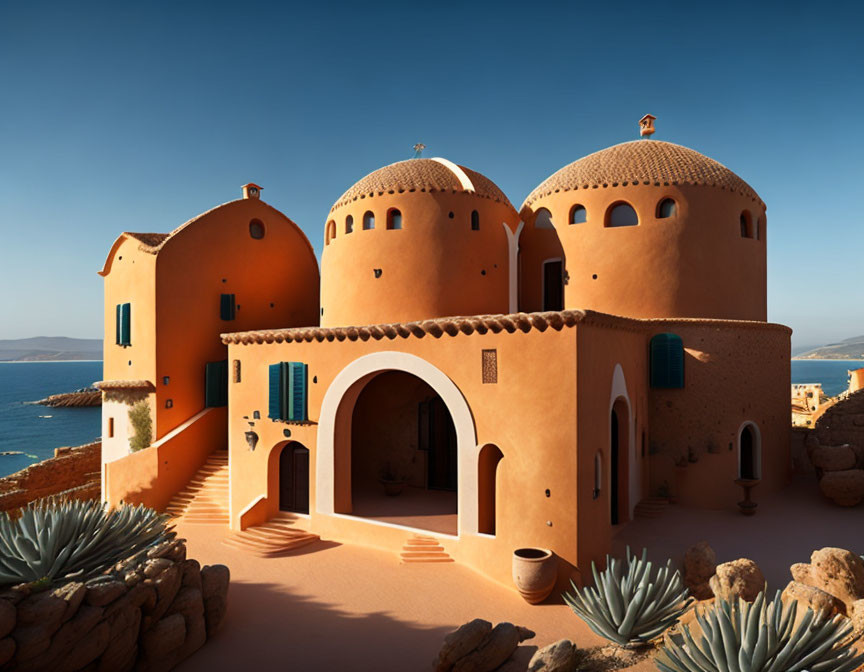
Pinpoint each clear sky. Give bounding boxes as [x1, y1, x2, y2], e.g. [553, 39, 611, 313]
[0, 0, 861, 348]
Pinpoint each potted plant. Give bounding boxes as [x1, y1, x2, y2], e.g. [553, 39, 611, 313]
[379, 462, 406, 496]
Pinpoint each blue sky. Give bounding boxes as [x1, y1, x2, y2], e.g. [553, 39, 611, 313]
[0, 0, 861, 347]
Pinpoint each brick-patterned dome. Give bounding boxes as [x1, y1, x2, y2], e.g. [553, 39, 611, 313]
[331, 158, 512, 211]
[522, 140, 761, 208]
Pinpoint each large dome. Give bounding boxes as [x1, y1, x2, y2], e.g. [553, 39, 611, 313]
[522, 140, 761, 209]
[331, 158, 512, 211]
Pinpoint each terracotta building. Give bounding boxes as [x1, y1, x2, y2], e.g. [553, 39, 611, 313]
[100, 125, 791, 590]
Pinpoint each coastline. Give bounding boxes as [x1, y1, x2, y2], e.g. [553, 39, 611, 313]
[0, 359, 103, 364]
[791, 357, 864, 362]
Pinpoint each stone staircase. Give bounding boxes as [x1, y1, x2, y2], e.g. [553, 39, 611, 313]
[164, 450, 229, 524]
[633, 497, 670, 520]
[222, 512, 320, 557]
[399, 534, 453, 564]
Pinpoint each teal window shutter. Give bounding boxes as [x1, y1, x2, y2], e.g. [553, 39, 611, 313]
[288, 362, 308, 421]
[650, 333, 684, 389]
[205, 360, 228, 407]
[268, 363, 284, 419]
[118, 303, 131, 346]
[220, 294, 236, 321]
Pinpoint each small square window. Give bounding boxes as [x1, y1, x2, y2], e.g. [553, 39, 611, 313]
[166, 399, 173, 409]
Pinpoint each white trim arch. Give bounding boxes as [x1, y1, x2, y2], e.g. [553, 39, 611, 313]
[736, 421, 762, 480]
[609, 364, 639, 518]
[316, 351, 478, 537]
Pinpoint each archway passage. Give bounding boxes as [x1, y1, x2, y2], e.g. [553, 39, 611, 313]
[740, 425, 758, 479]
[279, 442, 309, 514]
[349, 371, 458, 535]
[610, 398, 629, 525]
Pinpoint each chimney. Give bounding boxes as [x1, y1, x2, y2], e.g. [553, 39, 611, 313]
[639, 115, 656, 138]
[242, 183, 262, 199]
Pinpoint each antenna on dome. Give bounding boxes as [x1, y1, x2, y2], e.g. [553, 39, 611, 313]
[412, 143, 426, 159]
[639, 114, 656, 138]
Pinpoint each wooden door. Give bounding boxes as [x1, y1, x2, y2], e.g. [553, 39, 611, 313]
[279, 444, 309, 514]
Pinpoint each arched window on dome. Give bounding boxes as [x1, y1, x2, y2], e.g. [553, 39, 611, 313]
[535, 208, 554, 229]
[606, 202, 639, 227]
[656, 198, 677, 219]
[345, 215, 354, 234]
[387, 209, 402, 230]
[325, 220, 336, 245]
[471, 210, 480, 231]
[363, 211, 375, 230]
[740, 211, 752, 238]
[569, 205, 587, 225]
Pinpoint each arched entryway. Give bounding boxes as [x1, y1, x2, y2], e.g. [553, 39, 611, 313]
[478, 444, 503, 535]
[610, 397, 630, 525]
[278, 442, 310, 514]
[738, 422, 761, 480]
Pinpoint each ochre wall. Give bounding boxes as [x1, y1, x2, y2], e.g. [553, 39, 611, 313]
[517, 220, 565, 313]
[522, 184, 767, 321]
[321, 192, 518, 327]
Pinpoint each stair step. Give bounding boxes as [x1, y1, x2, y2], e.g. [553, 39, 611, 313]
[401, 557, 454, 563]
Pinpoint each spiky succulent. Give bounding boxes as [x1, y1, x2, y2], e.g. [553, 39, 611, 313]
[563, 547, 694, 646]
[656, 589, 864, 672]
[0, 498, 173, 587]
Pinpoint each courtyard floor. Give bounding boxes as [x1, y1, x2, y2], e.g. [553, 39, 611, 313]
[175, 475, 863, 671]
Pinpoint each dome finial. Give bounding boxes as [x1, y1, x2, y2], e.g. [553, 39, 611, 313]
[639, 114, 656, 138]
[412, 143, 426, 159]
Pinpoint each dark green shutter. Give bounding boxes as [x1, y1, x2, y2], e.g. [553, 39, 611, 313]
[268, 362, 307, 421]
[119, 303, 131, 346]
[288, 362, 307, 421]
[205, 360, 228, 407]
[650, 333, 684, 389]
[268, 363, 284, 419]
[220, 294, 236, 321]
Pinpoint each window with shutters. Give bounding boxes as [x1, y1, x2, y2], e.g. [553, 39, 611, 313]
[205, 360, 229, 407]
[268, 362, 308, 422]
[220, 294, 236, 321]
[471, 210, 480, 231]
[649, 333, 684, 389]
[115, 303, 131, 346]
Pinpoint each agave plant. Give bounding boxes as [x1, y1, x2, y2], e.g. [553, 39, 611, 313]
[656, 589, 864, 672]
[0, 498, 173, 587]
[563, 547, 693, 646]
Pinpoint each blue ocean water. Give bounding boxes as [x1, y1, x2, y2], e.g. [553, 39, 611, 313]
[791, 359, 864, 397]
[0, 361, 102, 478]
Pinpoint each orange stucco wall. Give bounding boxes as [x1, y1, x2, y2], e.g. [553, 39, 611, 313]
[850, 367, 864, 394]
[522, 184, 767, 321]
[321, 192, 519, 327]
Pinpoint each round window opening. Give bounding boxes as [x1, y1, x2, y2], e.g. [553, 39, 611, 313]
[249, 219, 265, 239]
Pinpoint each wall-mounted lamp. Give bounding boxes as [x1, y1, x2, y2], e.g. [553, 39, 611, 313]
[245, 431, 259, 451]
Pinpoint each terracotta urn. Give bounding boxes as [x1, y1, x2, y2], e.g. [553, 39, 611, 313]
[512, 548, 557, 604]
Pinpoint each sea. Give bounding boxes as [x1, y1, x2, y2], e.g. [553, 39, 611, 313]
[0, 359, 861, 479]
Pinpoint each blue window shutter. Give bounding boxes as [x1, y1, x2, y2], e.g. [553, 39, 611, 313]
[268, 363, 283, 419]
[115, 304, 121, 345]
[220, 294, 236, 321]
[288, 362, 307, 421]
[650, 333, 684, 389]
[120, 303, 131, 346]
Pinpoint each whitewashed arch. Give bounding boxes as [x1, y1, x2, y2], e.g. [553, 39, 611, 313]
[609, 363, 639, 517]
[316, 351, 478, 537]
[736, 421, 762, 479]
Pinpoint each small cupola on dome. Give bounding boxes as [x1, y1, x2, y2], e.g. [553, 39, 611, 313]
[242, 183, 262, 199]
[639, 114, 656, 137]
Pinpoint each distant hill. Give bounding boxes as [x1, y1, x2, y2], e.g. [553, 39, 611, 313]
[0, 337, 102, 361]
[795, 335, 864, 360]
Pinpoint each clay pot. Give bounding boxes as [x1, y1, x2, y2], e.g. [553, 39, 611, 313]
[512, 548, 557, 604]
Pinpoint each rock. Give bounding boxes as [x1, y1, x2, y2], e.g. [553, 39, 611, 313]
[807, 548, 864, 610]
[181, 560, 202, 590]
[0, 637, 15, 666]
[85, 579, 127, 607]
[53, 582, 86, 623]
[166, 587, 204, 620]
[452, 622, 533, 672]
[811, 445, 857, 471]
[683, 542, 717, 601]
[11, 624, 52, 662]
[141, 613, 186, 660]
[528, 639, 580, 672]
[819, 470, 864, 506]
[201, 564, 230, 636]
[435, 619, 493, 672]
[98, 605, 141, 672]
[781, 581, 841, 618]
[143, 563, 182, 627]
[143, 558, 174, 578]
[0, 598, 15, 639]
[60, 619, 110, 671]
[850, 599, 864, 638]
[16, 590, 67, 633]
[805, 433, 820, 457]
[709, 558, 765, 602]
[790, 563, 811, 584]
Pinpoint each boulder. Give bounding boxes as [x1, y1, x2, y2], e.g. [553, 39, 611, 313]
[434, 619, 492, 672]
[181, 559, 203, 590]
[16, 590, 67, 632]
[781, 581, 841, 618]
[60, 619, 110, 671]
[85, 578, 127, 607]
[141, 613, 186, 660]
[451, 622, 534, 672]
[850, 599, 864, 638]
[54, 581, 86, 623]
[709, 559, 765, 602]
[528, 639, 580, 672]
[201, 564, 230, 636]
[807, 548, 864, 610]
[683, 542, 717, 600]
[0, 598, 15, 639]
[811, 445, 857, 471]
[819, 469, 864, 506]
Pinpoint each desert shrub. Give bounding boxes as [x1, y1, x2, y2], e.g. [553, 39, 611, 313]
[128, 400, 152, 452]
[0, 498, 172, 587]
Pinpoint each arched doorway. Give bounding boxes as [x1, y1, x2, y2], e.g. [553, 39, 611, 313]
[478, 444, 503, 535]
[610, 398, 630, 525]
[738, 423, 761, 480]
[346, 371, 458, 535]
[279, 442, 309, 514]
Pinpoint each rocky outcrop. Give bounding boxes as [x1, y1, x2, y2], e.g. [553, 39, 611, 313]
[789, 547, 864, 614]
[683, 541, 717, 600]
[818, 469, 864, 506]
[0, 442, 101, 514]
[709, 558, 765, 602]
[810, 444, 857, 472]
[528, 640, 580, 672]
[805, 390, 864, 506]
[434, 619, 535, 672]
[0, 539, 228, 671]
[781, 580, 842, 618]
[36, 390, 101, 408]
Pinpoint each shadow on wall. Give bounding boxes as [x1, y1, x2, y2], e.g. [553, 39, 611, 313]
[178, 581, 457, 671]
